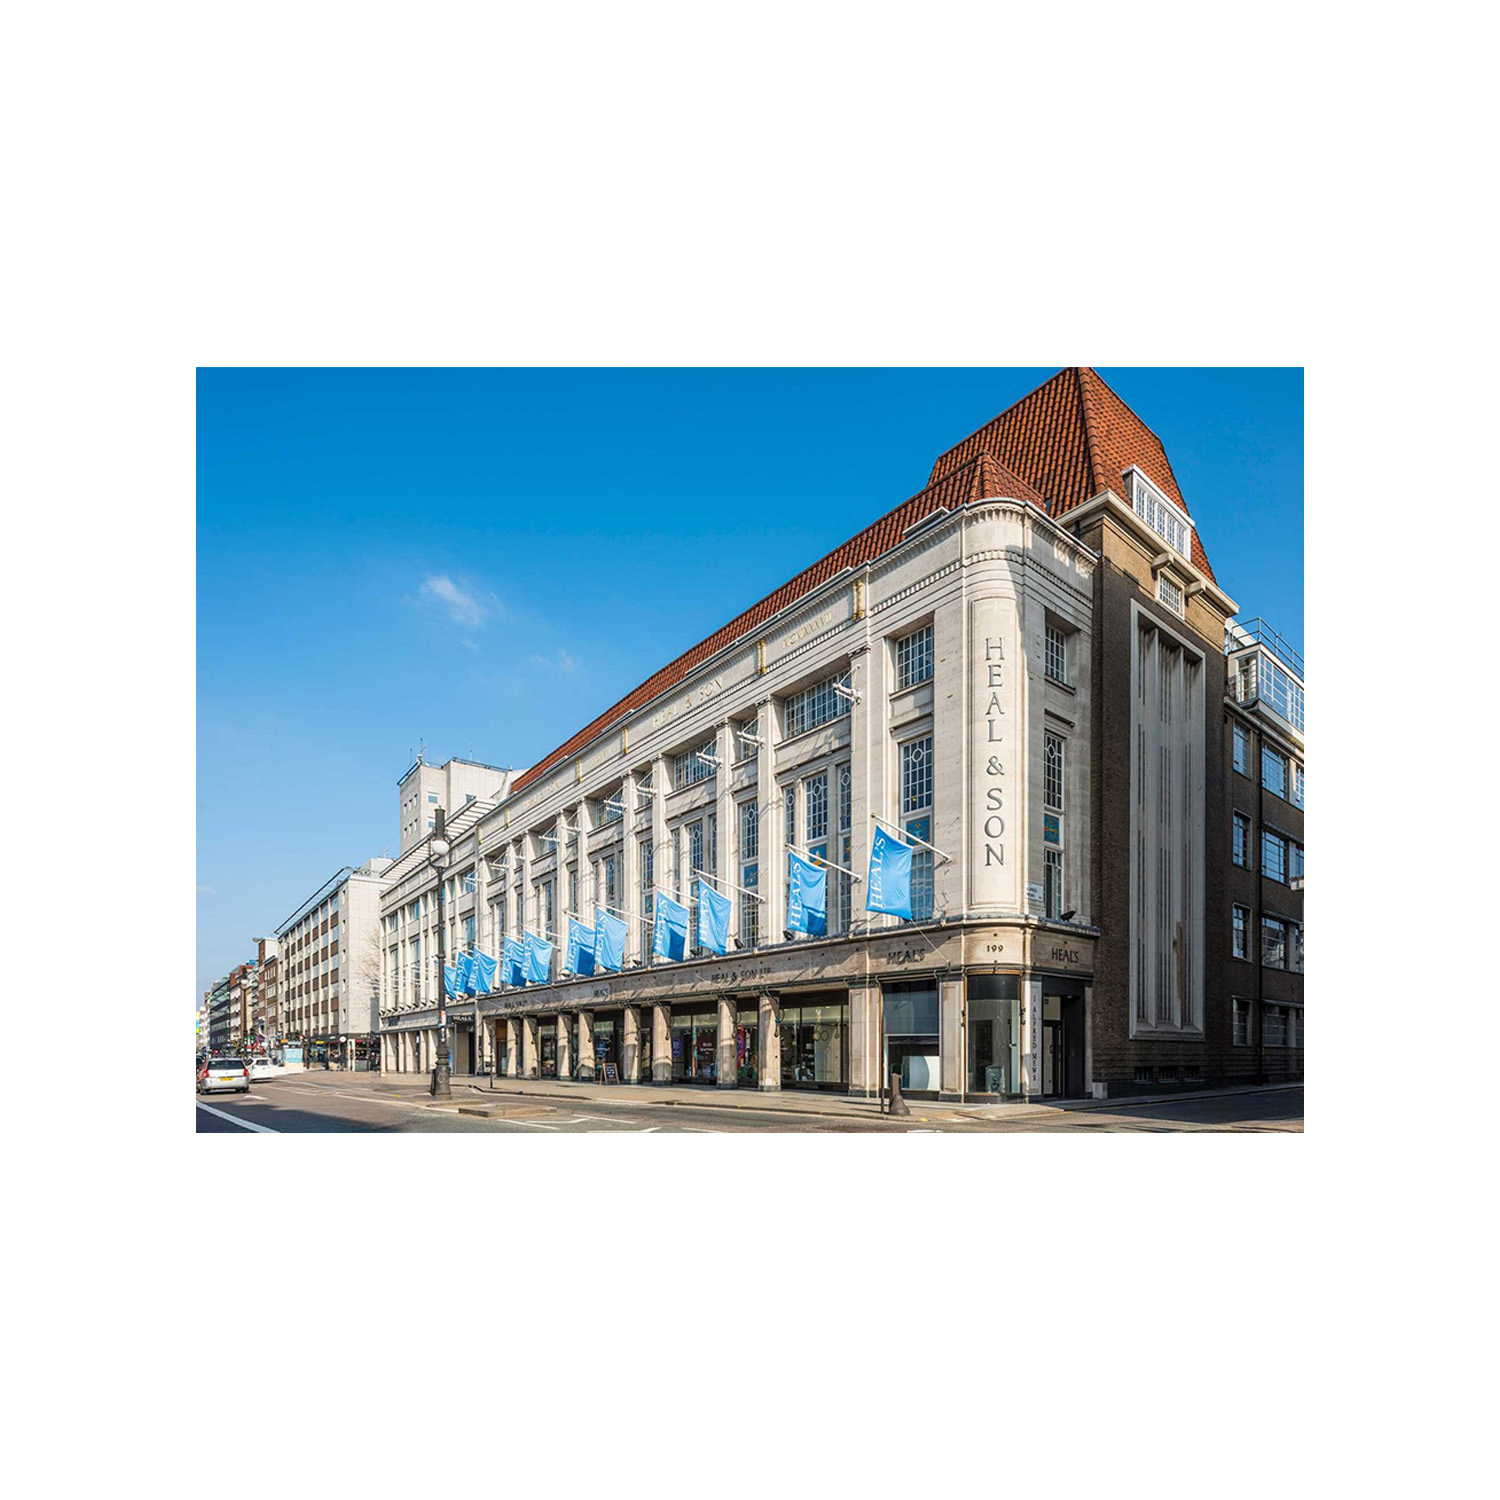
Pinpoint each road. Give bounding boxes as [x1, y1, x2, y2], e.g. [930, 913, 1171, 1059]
[196, 1073, 1303, 1133]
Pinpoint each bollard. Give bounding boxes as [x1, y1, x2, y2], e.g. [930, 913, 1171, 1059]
[888, 1070, 911, 1117]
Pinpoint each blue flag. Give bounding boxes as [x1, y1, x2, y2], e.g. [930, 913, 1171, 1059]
[594, 908, 627, 971]
[652, 890, 689, 961]
[866, 824, 913, 919]
[697, 880, 731, 955]
[456, 952, 476, 996]
[564, 917, 596, 977]
[443, 962, 462, 999]
[471, 949, 498, 995]
[787, 850, 828, 936]
[503, 936, 526, 987]
[523, 930, 553, 985]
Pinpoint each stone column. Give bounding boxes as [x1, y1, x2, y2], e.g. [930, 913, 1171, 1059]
[556, 1014, 572, 1080]
[523, 1015, 540, 1078]
[621, 768, 640, 966]
[847, 642, 889, 934]
[505, 1018, 520, 1078]
[577, 1009, 596, 1082]
[714, 718, 735, 890]
[716, 995, 736, 1087]
[622, 1005, 641, 1083]
[755, 696, 785, 942]
[848, 979, 881, 1097]
[939, 973, 965, 1100]
[651, 1003, 671, 1084]
[758, 992, 781, 1090]
[650, 753, 670, 897]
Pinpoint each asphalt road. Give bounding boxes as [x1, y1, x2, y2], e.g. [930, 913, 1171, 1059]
[196, 1073, 1303, 1134]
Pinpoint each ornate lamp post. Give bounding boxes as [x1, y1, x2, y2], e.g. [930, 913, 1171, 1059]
[429, 809, 453, 1099]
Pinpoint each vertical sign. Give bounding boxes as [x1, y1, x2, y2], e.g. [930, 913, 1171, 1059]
[970, 595, 1021, 912]
[1023, 978, 1043, 1098]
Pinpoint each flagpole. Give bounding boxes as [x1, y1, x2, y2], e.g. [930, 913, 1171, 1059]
[693, 869, 766, 903]
[870, 813, 953, 864]
[788, 841, 862, 880]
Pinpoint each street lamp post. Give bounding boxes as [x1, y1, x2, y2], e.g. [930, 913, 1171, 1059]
[430, 808, 453, 1099]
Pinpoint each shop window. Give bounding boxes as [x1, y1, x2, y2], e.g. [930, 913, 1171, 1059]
[779, 998, 847, 1088]
[884, 982, 939, 1092]
[968, 976, 1020, 1094]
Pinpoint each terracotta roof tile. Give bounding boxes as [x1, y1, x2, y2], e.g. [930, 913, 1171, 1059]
[927, 367, 1218, 582]
[510, 452, 1043, 796]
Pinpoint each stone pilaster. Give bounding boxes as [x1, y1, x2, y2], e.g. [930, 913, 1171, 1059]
[556, 1014, 572, 1080]
[622, 1005, 641, 1084]
[939, 973, 965, 1099]
[651, 1003, 671, 1083]
[755, 695, 784, 941]
[716, 995, 736, 1087]
[758, 991, 781, 1090]
[576, 1009, 596, 1082]
[848, 978, 882, 1097]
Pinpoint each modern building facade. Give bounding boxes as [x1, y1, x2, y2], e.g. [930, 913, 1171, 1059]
[207, 977, 231, 1053]
[276, 858, 393, 1069]
[227, 961, 257, 1049]
[397, 756, 519, 855]
[378, 368, 1303, 1100]
[1223, 619, 1305, 1082]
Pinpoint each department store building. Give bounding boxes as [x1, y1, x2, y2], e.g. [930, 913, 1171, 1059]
[378, 368, 1301, 1099]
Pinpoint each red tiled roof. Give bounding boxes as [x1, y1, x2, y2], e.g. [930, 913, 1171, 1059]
[510, 451, 1044, 796]
[926, 367, 1218, 582]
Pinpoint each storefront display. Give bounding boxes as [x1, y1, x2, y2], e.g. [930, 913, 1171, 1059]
[736, 1007, 758, 1086]
[593, 1013, 619, 1072]
[778, 996, 847, 1090]
[670, 1004, 718, 1084]
[883, 981, 939, 1094]
[540, 1031, 558, 1079]
[968, 974, 1021, 1095]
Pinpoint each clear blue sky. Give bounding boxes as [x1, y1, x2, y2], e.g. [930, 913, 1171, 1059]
[197, 367, 1303, 1005]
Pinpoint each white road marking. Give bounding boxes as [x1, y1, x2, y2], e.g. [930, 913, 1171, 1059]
[197, 1102, 278, 1133]
[504, 1118, 560, 1129]
[640, 1126, 661, 1133]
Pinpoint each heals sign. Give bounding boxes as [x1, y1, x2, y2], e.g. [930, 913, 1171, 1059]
[970, 596, 1021, 913]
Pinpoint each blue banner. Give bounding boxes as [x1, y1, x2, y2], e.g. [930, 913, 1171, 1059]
[697, 880, 731, 955]
[503, 936, 526, 987]
[471, 949, 498, 994]
[565, 917, 597, 977]
[652, 891, 689, 962]
[787, 850, 828, 936]
[594, 908, 627, 971]
[523, 931, 553, 985]
[443, 962, 462, 999]
[866, 824, 913, 920]
[456, 951, 476, 996]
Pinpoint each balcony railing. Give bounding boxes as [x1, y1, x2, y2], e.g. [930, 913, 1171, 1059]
[1225, 617, 1304, 734]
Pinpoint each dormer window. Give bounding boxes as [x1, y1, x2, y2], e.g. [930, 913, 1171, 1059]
[1126, 468, 1193, 558]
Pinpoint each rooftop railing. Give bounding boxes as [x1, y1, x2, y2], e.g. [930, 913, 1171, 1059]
[1225, 617, 1303, 681]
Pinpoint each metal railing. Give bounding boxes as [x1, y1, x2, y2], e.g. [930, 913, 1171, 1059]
[1225, 617, 1303, 681]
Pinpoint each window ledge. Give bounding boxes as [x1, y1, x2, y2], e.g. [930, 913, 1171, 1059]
[1044, 675, 1076, 695]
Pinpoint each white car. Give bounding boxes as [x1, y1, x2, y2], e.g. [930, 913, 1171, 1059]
[198, 1056, 250, 1095]
[248, 1057, 282, 1082]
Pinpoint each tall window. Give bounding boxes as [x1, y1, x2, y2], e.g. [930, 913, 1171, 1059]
[688, 820, 705, 876]
[784, 671, 850, 737]
[1233, 999, 1250, 1046]
[1233, 812, 1252, 868]
[1263, 1005, 1287, 1047]
[806, 772, 828, 841]
[1045, 623, 1067, 685]
[1232, 904, 1249, 960]
[1262, 916, 1287, 969]
[896, 624, 934, 689]
[707, 812, 717, 873]
[540, 880, 555, 941]
[603, 854, 618, 909]
[568, 868, 577, 918]
[639, 838, 654, 957]
[1291, 762, 1305, 808]
[784, 784, 796, 844]
[1262, 746, 1288, 798]
[739, 798, 759, 947]
[1262, 830, 1288, 884]
[1044, 732, 1065, 919]
[1290, 841, 1304, 882]
[900, 735, 934, 921]
[1233, 723, 1249, 775]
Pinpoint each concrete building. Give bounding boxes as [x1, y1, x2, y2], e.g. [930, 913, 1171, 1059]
[379, 368, 1302, 1099]
[207, 976, 232, 1054]
[276, 858, 393, 1069]
[227, 961, 257, 1049]
[397, 755, 519, 856]
[255, 936, 281, 1051]
[1222, 618, 1304, 1083]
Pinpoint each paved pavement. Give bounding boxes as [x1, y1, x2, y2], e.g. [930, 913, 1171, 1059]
[196, 1071, 1303, 1133]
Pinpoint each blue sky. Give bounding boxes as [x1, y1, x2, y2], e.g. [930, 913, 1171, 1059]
[197, 367, 1302, 1005]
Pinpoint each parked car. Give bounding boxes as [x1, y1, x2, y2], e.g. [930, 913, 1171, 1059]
[248, 1056, 281, 1082]
[198, 1056, 250, 1095]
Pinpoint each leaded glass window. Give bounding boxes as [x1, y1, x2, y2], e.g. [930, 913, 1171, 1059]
[739, 799, 758, 860]
[900, 735, 933, 816]
[1045, 623, 1067, 684]
[784, 671, 851, 737]
[896, 625, 934, 689]
[673, 741, 716, 789]
[1044, 732, 1064, 811]
[806, 772, 828, 840]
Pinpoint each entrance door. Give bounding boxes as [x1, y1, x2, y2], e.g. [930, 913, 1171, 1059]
[540, 1031, 558, 1078]
[1043, 1019, 1062, 1097]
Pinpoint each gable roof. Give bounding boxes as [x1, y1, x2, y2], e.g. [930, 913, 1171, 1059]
[926, 367, 1217, 582]
[509, 451, 1044, 796]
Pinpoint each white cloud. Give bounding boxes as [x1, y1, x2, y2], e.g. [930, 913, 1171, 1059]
[527, 648, 580, 674]
[417, 574, 490, 629]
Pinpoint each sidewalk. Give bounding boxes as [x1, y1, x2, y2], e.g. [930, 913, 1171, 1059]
[359, 1070, 1298, 1123]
